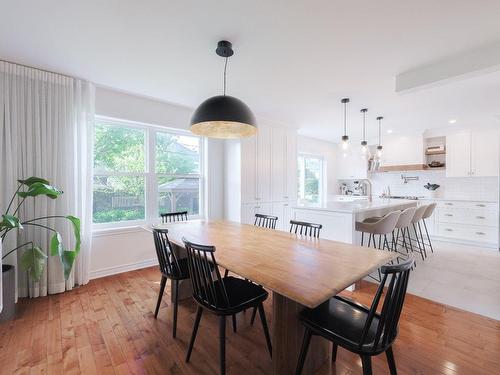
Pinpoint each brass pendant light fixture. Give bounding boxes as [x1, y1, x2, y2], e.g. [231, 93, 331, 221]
[376, 116, 384, 158]
[190, 41, 257, 139]
[360, 108, 369, 157]
[340, 98, 350, 151]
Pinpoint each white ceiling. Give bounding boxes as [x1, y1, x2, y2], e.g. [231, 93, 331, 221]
[1, 0, 500, 142]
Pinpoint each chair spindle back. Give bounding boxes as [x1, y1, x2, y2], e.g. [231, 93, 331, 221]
[289, 220, 322, 238]
[254, 213, 278, 229]
[152, 228, 182, 278]
[359, 256, 414, 351]
[182, 237, 230, 310]
[161, 211, 188, 223]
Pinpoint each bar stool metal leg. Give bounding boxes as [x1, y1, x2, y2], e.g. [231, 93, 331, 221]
[423, 219, 434, 253]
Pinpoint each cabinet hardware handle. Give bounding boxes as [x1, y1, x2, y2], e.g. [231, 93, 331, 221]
[444, 203, 453, 206]
[476, 204, 486, 207]
[284, 204, 289, 206]
[476, 232, 486, 235]
[444, 214, 453, 217]
[444, 228, 453, 231]
[255, 206, 261, 209]
[284, 196, 289, 199]
[476, 216, 486, 219]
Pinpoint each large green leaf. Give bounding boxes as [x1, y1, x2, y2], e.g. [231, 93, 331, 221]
[61, 250, 77, 280]
[17, 177, 50, 186]
[66, 216, 81, 254]
[20, 246, 47, 281]
[17, 182, 63, 199]
[0, 214, 23, 230]
[50, 232, 63, 257]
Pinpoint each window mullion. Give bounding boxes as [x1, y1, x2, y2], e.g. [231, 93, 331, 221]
[146, 128, 158, 221]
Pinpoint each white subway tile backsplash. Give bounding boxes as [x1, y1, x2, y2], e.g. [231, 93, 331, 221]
[366, 170, 498, 202]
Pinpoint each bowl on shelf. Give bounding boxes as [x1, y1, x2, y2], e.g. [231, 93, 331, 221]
[427, 161, 445, 168]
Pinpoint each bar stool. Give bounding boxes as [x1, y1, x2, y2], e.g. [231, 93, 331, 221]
[421, 203, 437, 254]
[408, 205, 428, 261]
[392, 207, 417, 255]
[356, 211, 401, 251]
[356, 211, 401, 281]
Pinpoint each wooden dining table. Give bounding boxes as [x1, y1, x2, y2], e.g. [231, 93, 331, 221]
[160, 220, 397, 375]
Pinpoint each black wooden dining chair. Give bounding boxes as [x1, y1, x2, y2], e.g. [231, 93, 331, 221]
[183, 237, 272, 375]
[254, 213, 278, 229]
[160, 210, 188, 223]
[290, 220, 323, 238]
[246, 213, 278, 325]
[295, 256, 414, 375]
[152, 228, 192, 338]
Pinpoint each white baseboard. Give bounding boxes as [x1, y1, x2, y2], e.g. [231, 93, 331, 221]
[89, 258, 158, 280]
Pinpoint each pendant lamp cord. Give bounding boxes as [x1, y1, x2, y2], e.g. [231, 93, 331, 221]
[362, 111, 366, 141]
[378, 118, 381, 146]
[223, 57, 228, 96]
[343, 101, 347, 136]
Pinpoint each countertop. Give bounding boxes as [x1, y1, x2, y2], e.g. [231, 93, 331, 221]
[292, 198, 417, 214]
[418, 197, 498, 203]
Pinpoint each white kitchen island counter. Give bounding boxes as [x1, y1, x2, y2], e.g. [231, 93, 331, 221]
[291, 198, 417, 244]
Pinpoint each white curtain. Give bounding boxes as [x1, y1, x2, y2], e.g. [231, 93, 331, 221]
[0, 61, 94, 297]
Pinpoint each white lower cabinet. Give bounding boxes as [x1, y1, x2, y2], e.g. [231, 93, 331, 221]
[291, 208, 353, 243]
[242, 201, 293, 231]
[241, 203, 273, 225]
[272, 202, 293, 231]
[426, 199, 499, 247]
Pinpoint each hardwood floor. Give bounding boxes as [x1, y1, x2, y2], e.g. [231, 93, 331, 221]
[1, 266, 499, 375]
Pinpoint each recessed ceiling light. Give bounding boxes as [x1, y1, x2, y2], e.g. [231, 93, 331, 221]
[387, 129, 393, 134]
[449, 119, 457, 124]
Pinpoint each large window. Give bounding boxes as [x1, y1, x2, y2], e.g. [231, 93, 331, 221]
[93, 118, 202, 227]
[297, 154, 324, 204]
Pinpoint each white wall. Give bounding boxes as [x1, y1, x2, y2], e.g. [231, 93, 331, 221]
[90, 86, 224, 279]
[297, 136, 339, 197]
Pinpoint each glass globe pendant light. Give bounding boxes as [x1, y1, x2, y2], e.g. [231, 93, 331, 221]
[375, 116, 384, 159]
[340, 98, 350, 153]
[190, 41, 257, 139]
[360, 108, 370, 157]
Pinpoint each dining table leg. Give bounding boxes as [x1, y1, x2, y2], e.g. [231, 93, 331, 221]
[272, 292, 331, 375]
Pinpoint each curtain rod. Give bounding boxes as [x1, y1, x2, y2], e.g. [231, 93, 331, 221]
[0, 58, 84, 80]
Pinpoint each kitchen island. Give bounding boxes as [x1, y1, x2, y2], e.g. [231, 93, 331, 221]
[292, 198, 417, 245]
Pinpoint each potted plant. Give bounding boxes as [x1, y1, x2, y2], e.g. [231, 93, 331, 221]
[0, 177, 80, 322]
[424, 183, 441, 199]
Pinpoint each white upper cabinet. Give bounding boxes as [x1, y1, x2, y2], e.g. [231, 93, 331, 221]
[272, 128, 298, 201]
[225, 125, 298, 223]
[271, 127, 286, 201]
[240, 136, 257, 203]
[446, 131, 471, 177]
[472, 130, 499, 177]
[379, 135, 424, 166]
[284, 130, 298, 202]
[446, 129, 499, 177]
[336, 144, 368, 180]
[256, 126, 272, 202]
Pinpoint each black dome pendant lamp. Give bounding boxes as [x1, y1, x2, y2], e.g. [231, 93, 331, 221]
[190, 40, 257, 139]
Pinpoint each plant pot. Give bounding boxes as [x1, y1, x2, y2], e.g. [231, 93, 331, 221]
[426, 189, 439, 199]
[0, 265, 16, 322]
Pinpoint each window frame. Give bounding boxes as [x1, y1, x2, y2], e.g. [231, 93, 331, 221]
[297, 153, 325, 204]
[92, 116, 205, 231]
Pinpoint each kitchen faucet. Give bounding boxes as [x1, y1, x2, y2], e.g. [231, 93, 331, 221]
[360, 179, 373, 202]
